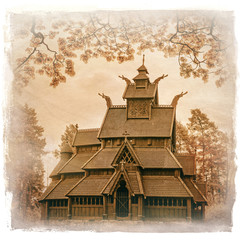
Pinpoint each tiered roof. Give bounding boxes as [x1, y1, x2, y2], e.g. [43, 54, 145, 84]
[72, 128, 100, 146]
[98, 106, 175, 139]
[40, 58, 207, 206]
[142, 176, 193, 197]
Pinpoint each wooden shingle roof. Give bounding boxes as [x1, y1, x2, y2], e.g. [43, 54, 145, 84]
[67, 175, 112, 196]
[82, 148, 118, 169]
[58, 152, 96, 174]
[72, 129, 100, 146]
[128, 172, 141, 194]
[142, 176, 193, 197]
[196, 182, 207, 198]
[102, 170, 144, 195]
[183, 178, 207, 203]
[50, 158, 69, 177]
[175, 154, 196, 176]
[122, 83, 157, 99]
[40, 178, 81, 200]
[134, 147, 182, 169]
[39, 179, 61, 201]
[98, 106, 175, 138]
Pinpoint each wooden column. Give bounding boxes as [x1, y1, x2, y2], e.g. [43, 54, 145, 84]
[201, 203, 205, 219]
[41, 201, 48, 220]
[102, 195, 108, 219]
[187, 199, 192, 221]
[113, 192, 116, 219]
[67, 198, 72, 219]
[45, 201, 49, 220]
[128, 193, 132, 219]
[138, 195, 143, 220]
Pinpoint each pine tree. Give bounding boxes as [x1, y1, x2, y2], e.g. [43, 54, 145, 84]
[6, 103, 46, 224]
[176, 109, 228, 204]
[53, 123, 77, 158]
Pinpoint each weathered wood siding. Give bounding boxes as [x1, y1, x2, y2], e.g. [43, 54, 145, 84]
[72, 205, 103, 219]
[49, 207, 68, 219]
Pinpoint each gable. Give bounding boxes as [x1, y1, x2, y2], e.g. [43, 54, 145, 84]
[112, 140, 142, 167]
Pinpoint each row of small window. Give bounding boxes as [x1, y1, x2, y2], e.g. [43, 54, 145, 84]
[72, 197, 103, 205]
[144, 198, 187, 207]
[49, 199, 68, 207]
[107, 196, 138, 204]
[78, 146, 100, 152]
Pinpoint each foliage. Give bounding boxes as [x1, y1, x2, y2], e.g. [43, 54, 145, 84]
[10, 11, 235, 89]
[176, 109, 228, 204]
[5, 103, 46, 223]
[53, 123, 77, 158]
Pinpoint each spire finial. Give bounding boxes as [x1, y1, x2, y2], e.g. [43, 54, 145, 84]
[143, 54, 145, 65]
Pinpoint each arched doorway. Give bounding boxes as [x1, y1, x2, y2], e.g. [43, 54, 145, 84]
[116, 180, 129, 217]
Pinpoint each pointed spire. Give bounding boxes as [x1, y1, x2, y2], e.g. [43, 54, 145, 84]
[137, 54, 149, 74]
[133, 55, 149, 82]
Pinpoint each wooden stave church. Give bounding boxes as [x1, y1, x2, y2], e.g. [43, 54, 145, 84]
[39, 58, 207, 221]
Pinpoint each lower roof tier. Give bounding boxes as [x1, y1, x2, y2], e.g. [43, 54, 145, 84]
[40, 174, 207, 203]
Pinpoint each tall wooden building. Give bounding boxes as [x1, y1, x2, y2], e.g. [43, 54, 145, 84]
[40, 58, 207, 221]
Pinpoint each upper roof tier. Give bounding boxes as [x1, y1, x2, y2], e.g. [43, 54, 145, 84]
[122, 83, 157, 99]
[72, 128, 101, 146]
[98, 105, 175, 139]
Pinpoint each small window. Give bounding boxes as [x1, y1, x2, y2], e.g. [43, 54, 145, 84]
[80, 198, 83, 205]
[132, 196, 138, 204]
[100, 197, 103, 205]
[164, 199, 167, 206]
[159, 198, 162, 206]
[147, 138, 152, 146]
[183, 199, 187, 206]
[92, 197, 96, 205]
[92, 146, 98, 151]
[173, 199, 177, 206]
[88, 197, 91, 205]
[116, 139, 121, 146]
[154, 198, 158, 206]
[109, 196, 114, 204]
[84, 197, 87, 205]
[178, 199, 182, 206]
[96, 198, 100, 205]
[149, 198, 153, 206]
[168, 199, 172, 206]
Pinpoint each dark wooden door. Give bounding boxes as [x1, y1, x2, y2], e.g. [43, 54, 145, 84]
[116, 183, 129, 217]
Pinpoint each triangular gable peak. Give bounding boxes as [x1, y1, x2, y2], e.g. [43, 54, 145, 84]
[111, 139, 143, 168]
[101, 167, 136, 196]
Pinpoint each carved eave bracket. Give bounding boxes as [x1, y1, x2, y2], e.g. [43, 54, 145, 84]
[171, 91, 188, 108]
[98, 92, 113, 108]
[153, 74, 168, 84]
[119, 75, 132, 85]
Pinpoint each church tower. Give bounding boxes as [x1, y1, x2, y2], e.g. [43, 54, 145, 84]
[122, 55, 159, 120]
